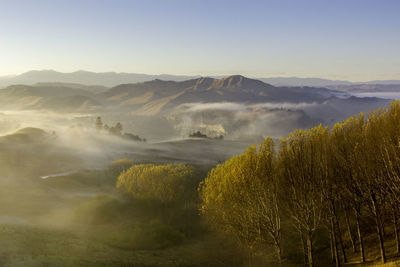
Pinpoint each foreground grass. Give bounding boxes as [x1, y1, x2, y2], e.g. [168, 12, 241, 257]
[0, 224, 243, 267]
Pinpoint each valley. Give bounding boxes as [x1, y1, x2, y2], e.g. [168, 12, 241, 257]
[0, 74, 397, 266]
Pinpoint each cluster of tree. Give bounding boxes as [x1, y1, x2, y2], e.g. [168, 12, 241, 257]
[96, 116, 121, 135]
[95, 117, 145, 142]
[116, 164, 198, 204]
[199, 101, 400, 266]
[116, 164, 207, 238]
[189, 130, 224, 140]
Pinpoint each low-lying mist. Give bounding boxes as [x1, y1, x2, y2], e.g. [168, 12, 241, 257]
[168, 99, 388, 140]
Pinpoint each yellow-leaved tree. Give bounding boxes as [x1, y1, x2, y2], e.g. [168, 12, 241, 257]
[380, 101, 400, 255]
[199, 138, 282, 263]
[278, 125, 329, 267]
[117, 164, 196, 204]
[329, 114, 366, 263]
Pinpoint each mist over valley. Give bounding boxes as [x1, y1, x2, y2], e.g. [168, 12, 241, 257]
[0, 72, 396, 265]
[1, 1, 399, 264]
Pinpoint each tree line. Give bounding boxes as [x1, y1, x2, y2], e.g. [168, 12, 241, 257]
[199, 101, 400, 266]
[95, 117, 146, 142]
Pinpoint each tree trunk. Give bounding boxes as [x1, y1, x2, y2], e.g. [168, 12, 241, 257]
[344, 208, 357, 253]
[330, 218, 340, 267]
[355, 212, 365, 263]
[301, 234, 308, 266]
[306, 233, 313, 267]
[375, 215, 386, 264]
[370, 194, 386, 264]
[336, 219, 347, 263]
[381, 217, 387, 237]
[332, 202, 346, 263]
[273, 238, 282, 266]
[393, 211, 400, 255]
[329, 232, 335, 263]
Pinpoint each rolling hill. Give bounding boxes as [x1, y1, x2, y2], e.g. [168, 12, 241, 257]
[0, 75, 345, 114]
[102, 75, 342, 115]
[0, 70, 199, 88]
[0, 84, 102, 111]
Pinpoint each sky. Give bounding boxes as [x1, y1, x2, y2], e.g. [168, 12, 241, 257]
[0, 0, 399, 81]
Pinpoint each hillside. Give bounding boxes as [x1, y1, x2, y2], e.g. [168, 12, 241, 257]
[34, 82, 109, 93]
[0, 84, 102, 111]
[0, 75, 344, 114]
[0, 70, 199, 88]
[102, 75, 341, 115]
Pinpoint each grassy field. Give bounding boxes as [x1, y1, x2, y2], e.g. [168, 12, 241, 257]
[0, 224, 246, 267]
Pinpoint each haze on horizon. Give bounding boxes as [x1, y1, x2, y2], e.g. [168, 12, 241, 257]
[1, 0, 399, 81]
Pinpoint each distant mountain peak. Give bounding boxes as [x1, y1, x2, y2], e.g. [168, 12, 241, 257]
[212, 75, 270, 90]
[222, 75, 245, 86]
[225, 74, 245, 79]
[2, 70, 400, 88]
[192, 77, 214, 88]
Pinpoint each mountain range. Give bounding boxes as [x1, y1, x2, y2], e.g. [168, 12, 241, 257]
[0, 70, 199, 88]
[0, 74, 391, 140]
[0, 75, 345, 113]
[1, 70, 400, 88]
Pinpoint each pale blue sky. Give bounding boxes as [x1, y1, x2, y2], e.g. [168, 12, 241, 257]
[0, 0, 399, 81]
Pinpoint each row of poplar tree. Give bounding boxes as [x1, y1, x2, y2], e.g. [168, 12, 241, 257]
[199, 101, 400, 266]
